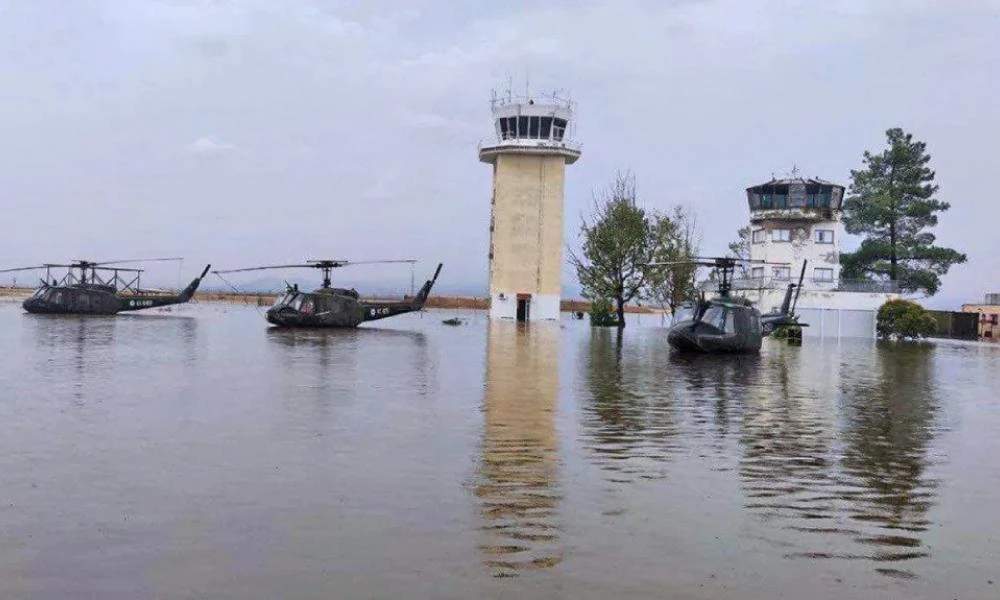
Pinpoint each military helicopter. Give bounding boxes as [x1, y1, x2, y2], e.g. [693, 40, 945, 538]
[212, 259, 443, 328]
[647, 256, 807, 354]
[0, 258, 211, 316]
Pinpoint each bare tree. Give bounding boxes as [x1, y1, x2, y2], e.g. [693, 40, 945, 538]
[727, 225, 751, 278]
[644, 205, 701, 317]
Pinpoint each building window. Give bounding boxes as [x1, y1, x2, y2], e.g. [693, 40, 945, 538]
[751, 229, 766, 243]
[772, 266, 791, 280]
[772, 229, 791, 242]
[814, 268, 834, 282]
[552, 118, 567, 141]
[516, 116, 528, 138]
[751, 266, 764, 278]
[815, 229, 834, 244]
[539, 116, 553, 139]
[528, 116, 540, 138]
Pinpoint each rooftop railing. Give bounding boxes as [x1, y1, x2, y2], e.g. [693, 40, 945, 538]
[698, 276, 899, 294]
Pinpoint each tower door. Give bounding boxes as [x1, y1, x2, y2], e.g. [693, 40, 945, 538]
[516, 293, 531, 322]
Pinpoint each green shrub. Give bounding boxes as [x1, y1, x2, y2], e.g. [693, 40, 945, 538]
[877, 299, 937, 340]
[589, 298, 619, 327]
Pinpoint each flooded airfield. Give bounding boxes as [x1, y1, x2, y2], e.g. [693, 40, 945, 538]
[0, 299, 997, 599]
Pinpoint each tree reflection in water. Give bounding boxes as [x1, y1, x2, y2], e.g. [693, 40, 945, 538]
[834, 342, 940, 578]
[739, 340, 940, 580]
[577, 328, 681, 483]
[475, 321, 562, 577]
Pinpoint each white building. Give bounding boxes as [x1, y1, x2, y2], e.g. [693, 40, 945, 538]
[478, 89, 581, 321]
[734, 174, 899, 338]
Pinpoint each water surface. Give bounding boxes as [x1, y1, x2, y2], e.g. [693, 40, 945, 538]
[1, 299, 997, 598]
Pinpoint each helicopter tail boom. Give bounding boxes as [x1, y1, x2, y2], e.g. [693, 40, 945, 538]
[358, 263, 443, 323]
[414, 263, 443, 306]
[116, 264, 211, 312]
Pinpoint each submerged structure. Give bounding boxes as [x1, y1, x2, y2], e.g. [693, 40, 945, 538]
[479, 87, 581, 322]
[725, 171, 899, 338]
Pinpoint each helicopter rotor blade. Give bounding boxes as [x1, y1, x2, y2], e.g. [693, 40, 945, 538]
[0, 265, 49, 274]
[91, 257, 184, 266]
[89, 266, 144, 272]
[212, 264, 315, 274]
[308, 259, 418, 266]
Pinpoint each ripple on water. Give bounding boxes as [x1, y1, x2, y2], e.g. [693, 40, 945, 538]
[737, 342, 942, 577]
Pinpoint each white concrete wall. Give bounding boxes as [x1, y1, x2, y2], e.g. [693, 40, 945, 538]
[794, 307, 878, 339]
[746, 288, 897, 314]
[749, 217, 843, 284]
[742, 288, 897, 338]
[489, 293, 560, 321]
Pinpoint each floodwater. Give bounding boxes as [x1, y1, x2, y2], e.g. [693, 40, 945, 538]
[1, 299, 998, 599]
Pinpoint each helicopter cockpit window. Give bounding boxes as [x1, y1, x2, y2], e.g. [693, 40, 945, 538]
[673, 306, 695, 324]
[702, 306, 728, 331]
[280, 294, 305, 311]
[31, 288, 47, 298]
[273, 293, 296, 307]
[724, 309, 736, 333]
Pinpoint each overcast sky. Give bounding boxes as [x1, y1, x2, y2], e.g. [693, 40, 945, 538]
[2, 0, 996, 306]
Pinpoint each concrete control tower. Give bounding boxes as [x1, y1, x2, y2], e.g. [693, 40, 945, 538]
[479, 89, 581, 321]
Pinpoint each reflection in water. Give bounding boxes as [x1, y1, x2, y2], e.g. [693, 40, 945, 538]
[835, 342, 939, 577]
[475, 322, 562, 577]
[739, 341, 940, 579]
[739, 344, 839, 551]
[265, 326, 431, 399]
[579, 329, 682, 483]
[671, 350, 762, 449]
[26, 315, 118, 405]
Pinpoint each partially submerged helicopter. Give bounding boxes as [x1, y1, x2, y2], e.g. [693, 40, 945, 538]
[212, 259, 443, 328]
[0, 258, 211, 316]
[649, 256, 807, 354]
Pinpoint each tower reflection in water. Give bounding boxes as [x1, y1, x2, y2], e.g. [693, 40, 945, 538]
[475, 321, 562, 577]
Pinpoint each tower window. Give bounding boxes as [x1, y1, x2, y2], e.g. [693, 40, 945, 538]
[751, 266, 764, 278]
[814, 268, 834, 282]
[552, 118, 567, 141]
[528, 116, 540, 138]
[751, 229, 766, 243]
[814, 229, 834, 244]
[772, 229, 791, 242]
[540, 117, 552, 139]
[517, 116, 529, 138]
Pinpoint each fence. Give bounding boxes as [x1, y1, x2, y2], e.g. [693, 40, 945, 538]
[928, 310, 979, 340]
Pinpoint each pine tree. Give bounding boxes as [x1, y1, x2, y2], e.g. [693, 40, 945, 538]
[840, 128, 966, 296]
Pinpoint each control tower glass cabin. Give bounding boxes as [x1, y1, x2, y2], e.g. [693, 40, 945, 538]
[745, 176, 846, 288]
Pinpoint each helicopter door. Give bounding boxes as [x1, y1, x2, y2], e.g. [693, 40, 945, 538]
[516, 293, 531, 322]
[74, 291, 92, 312]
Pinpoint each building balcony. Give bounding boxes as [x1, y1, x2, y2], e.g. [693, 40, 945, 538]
[749, 207, 837, 223]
